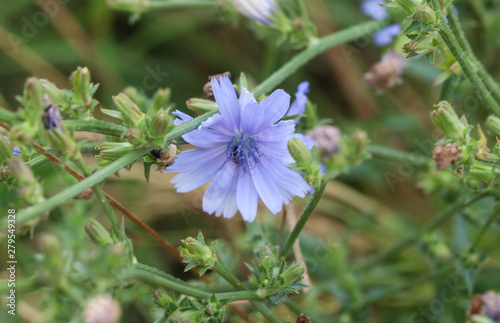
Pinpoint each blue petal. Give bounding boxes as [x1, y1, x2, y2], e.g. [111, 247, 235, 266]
[236, 171, 259, 222]
[259, 155, 311, 202]
[169, 146, 226, 192]
[260, 89, 290, 126]
[201, 113, 235, 136]
[211, 76, 240, 132]
[13, 147, 21, 156]
[287, 81, 309, 124]
[257, 120, 295, 143]
[240, 100, 266, 135]
[182, 128, 232, 148]
[172, 110, 193, 126]
[373, 23, 401, 47]
[203, 162, 238, 216]
[250, 163, 283, 214]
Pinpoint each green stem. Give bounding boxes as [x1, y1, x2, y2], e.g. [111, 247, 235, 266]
[73, 156, 122, 238]
[444, 5, 500, 104]
[12, 148, 150, 229]
[471, 204, 500, 250]
[279, 180, 327, 258]
[253, 20, 385, 97]
[294, 0, 310, 24]
[354, 192, 490, 272]
[367, 145, 431, 168]
[63, 119, 126, 137]
[438, 15, 500, 116]
[213, 262, 281, 323]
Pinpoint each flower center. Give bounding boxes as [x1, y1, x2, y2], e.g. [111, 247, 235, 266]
[226, 134, 261, 170]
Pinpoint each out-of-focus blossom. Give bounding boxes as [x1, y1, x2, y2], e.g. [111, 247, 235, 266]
[363, 51, 406, 91]
[483, 291, 500, 323]
[2, 136, 21, 157]
[82, 294, 122, 323]
[373, 23, 402, 47]
[361, 0, 388, 20]
[169, 76, 310, 222]
[307, 125, 342, 158]
[230, 0, 277, 26]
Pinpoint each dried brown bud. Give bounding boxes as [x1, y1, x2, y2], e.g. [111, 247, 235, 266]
[296, 315, 312, 323]
[363, 51, 406, 92]
[469, 294, 484, 317]
[155, 143, 178, 172]
[204, 72, 232, 101]
[433, 143, 461, 170]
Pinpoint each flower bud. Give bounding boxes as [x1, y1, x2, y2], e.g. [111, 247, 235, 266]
[151, 88, 171, 112]
[179, 232, 218, 276]
[152, 289, 173, 308]
[8, 158, 44, 205]
[0, 136, 13, 162]
[21, 77, 44, 122]
[112, 93, 145, 127]
[469, 161, 496, 183]
[9, 122, 37, 145]
[288, 138, 322, 185]
[486, 115, 500, 137]
[186, 98, 218, 113]
[83, 294, 122, 323]
[433, 143, 461, 170]
[403, 32, 438, 56]
[96, 142, 135, 166]
[39, 79, 67, 109]
[350, 130, 369, 161]
[150, 109, 170, 137]
[476, 125, 490, 159]
[71, 66, 94, 108]
[363, 51, 406, 92]
[85, 219, 114, 247]
[307, 125, 342, 158]
[279, 262, 304, 289]
[42, 97, 63, 132]
[431, 101, 467, 140]
[123, 86, 147, 109]
[126, 128, 143, 146]
[154, 143, 177, 172]
[415, 5, 436, 24]
[288, 138, 313, 168]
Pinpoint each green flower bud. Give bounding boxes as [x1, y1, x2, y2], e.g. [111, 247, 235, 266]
[20, 77, 44, 123]
[288, 138, 322, 185]
[0, 136, 13, 162]
[112, 93, 145, 127]
[123, 86, 147, 110]
[8, 158, 44, 205]
[349, 130, 369, 164]
[469, 161, 496, 184]
[279, 262, 304, 289]
[186, 98, 218, 113]
[151, 88, 171, 112]
[9, 122, 37, 145]
[96, 142, 135, 166]
[403, 32, 438, 56]
[179, 232, 218, 276]
[431, 101, 467, 140]
[150, 109, 170, 137]
[152, 289, 173, 308]
[85, 219, 114, 247]
[71, 66, 94, 109]
[486, 115, 500, 137]
[415, 5, 436, 24]
[288, 138, 313, 168]
[39, 79, 67, 109]
[125, 128, 143, 146]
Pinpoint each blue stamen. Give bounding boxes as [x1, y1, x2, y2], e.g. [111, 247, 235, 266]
[226, 134, 261, 171]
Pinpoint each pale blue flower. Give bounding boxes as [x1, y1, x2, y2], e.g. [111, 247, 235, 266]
[3, 136, 21, 156]
[483, 291, 500, 322]
[361, 0, 388, 20]
[231, 0, 277, 26]
[287, 81, 309, 124]
[373, 23, 402, 47]
[169, 76, 311, 222]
